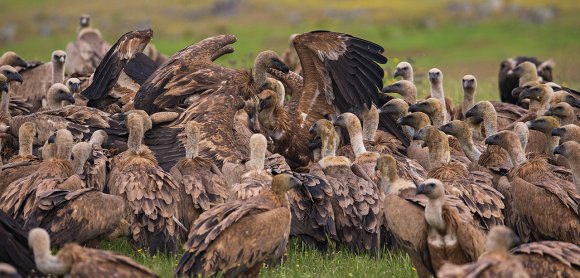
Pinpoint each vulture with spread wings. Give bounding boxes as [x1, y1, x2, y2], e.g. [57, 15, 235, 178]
[258, 31, 407, 167]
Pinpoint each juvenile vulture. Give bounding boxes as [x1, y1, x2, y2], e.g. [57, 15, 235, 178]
[80, 29, 152, 111]
[1, 129, 79, 223]
[416, 178, 487, 273]
[427, 68, 454, 123]
[396, 111, 432, 170]
[552, 124, 580, 144]
[228, 133, 272, 201]
[0, 211, 39, 277]
[554, 141, 580, 193]
[527, 116, 561, 159]
[0, 51, 28, 68]
[498, 56, 553, 104]
[28, 228, 158, 277]
[257, 31, 406, 167]
[43, 83, 75, 110]
[438, 226, 530, 278]
[376, 154, 433, 278]
[107, 112, 180, 254]
[382, 79, 417, 106]
[414, 125, 505, 230]
[175, 174, 298, 277]
[393, 61, 414, 83]
[170, 121, 228, 234]
[511, 240, 580, 277]
[10, 50, 67, 110]
[65, 14, 110, 76]
[309, 119, 381, 255]
[23, 188, 127, 248]
[485, 130, 579, 244]
[70, 136, 108, 192]
[379, 98, 414, 139]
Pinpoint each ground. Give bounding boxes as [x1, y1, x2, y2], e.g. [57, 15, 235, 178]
[3, 1, 580, 277]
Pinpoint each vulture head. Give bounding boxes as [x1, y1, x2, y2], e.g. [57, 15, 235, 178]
[79, 14, 91, 28]
[47, 83, 75, 109]
[409, 98, 443, 125]
[551, 124, 580, 144]
[393, 61, 413, 80]
[0, 51, 28, 68]
[47, 129, 74, 160]
[127, 113, 145, 154]
[465, 101, 495, 120]
[397, 112, 430, 131]
[71, 142, 93, 175]
[90, 130, 109, 148]
[51, 50, 66, 65]
[416, 178, 445, 199]
[519, 84, 552, 103]
[309, 119, 336, 158]
[550, 90, 580, 108]
[122, 110, 153, 132]
[554, 141, 580, 160]
[28, 228, 70, 275]
[243, 99, 261, 133]
[255, 50, 289, 74]
[439, 120, 470, 140]
[66, 78, 81, 94]
[257, 89, 280, 113]
[485, 130, 518, 148]
[486, 226, 520, 253]
[271, 173, 300, 195]
[508, 61, 536, 79]
[428, 68, 443, 85]
[332, 112, 360, 130]
[462, 74, 477, 92]
[413, 125, 440, 148]
[527, 116, 560, 134]
[0, 65, 23, 83]
[379, 98, 409, 117]
[375, 154, 397, 185]
[545, 102, 574, 121]
[0, 74, 8, 94]
[381, 80, 416, 105]
[185, 121, 200, 159]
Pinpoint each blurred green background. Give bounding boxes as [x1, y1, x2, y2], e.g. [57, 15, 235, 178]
[1, 0, 579, 101]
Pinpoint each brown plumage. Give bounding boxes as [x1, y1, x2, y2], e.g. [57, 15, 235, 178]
[65, 15, 110, 76]
[170, 121, 228, 235]
[309, 119, 381, 255]
[70, 139, 108, 192]
[0, 211, 39, 277]
[10, 50, 66, 111]
[280, 34, 302, 76]
[511, 240, 580, 278]
[416, 178, 487, 273]
[485, 130, 579, 244]
[376, 154, 433, 278]
[228, 133, 272, 201]
[28, 228, 158, 277]
[176, 174, 297, 278]
[545, 101, 578, 126]
[527, 116, 563, 163]
[438, 226, 530, 278]
[108, 112, 180, 254]
[554, 141, 580, 193]
[397, 111, 432, 170]
[23, 188, 127, 248]
[551, 124, 580, 144]
[498, 56, 553, 104]
[0, 51, 28, 68]
[415, 125, 505, 230]
[1, 129, 79, 223]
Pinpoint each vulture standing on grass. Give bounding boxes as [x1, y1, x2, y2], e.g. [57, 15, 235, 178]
[175, 174, 298, 277]
[0, 211, 39, 277]
[498, 56, 553, 104]
[107, 112, 181, 254]
[485, 130, 579, 244]
[416, 178, 487, 273]
[28, 228, 158, 277]
[65, 14, 110, 76]
[10, 50, 67, 111]
[23, 188, 127, 248]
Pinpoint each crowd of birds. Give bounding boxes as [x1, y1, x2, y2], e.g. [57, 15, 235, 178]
[0, 14, 579, 278]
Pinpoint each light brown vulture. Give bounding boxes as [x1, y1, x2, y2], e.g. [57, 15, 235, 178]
[28, 228, 158, 277]
[545, 102, 578, 126]
[552, 124, 580, 144]
[0, 65, 32, 116]
[415, 178, 487, 273]
[485, 130, 579, 244]
[71, 138, 108, 192]
[511, 240, 580, 278]
[107, 112, 180, 254]
[554, 141, 580, 193]
[228, 133, 272, 201]
[23, 188, 127, 248]
[393, 61, 414, 83]
[175, 174, 298, 277]
[397, 111, 432, 170]
[65, 14, 110, 76]
[0, 51, 28, 68]
[427, 68, 454, 123]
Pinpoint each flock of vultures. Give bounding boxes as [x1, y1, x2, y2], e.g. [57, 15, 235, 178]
[0, 14, 579, 278]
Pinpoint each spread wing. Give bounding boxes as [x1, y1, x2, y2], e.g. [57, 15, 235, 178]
[512, 241, 580, 277]
[81, 29, 152, 103]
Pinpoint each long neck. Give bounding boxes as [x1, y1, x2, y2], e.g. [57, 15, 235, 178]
[346, 121, 367, 157]
[253, 59, 267, 89]
[52, 62, 65, 84]
[545, 133, 559, 157]
[469, 121, 484, 141]
[519, 71, 538, 85]
[19, 135, 33, 157]
[128, 126, 144, 154]
[425, 197, 446, 232]
[185, 133, 199, 159]
[247, 144, 266, 171]
[430, 109, 445, 127]
[34, 250, 70, 275]
[0, 91, 9, 113]
[428, 134, 451, 169]
[321, 132, 337, 158]
[362, 107, 379, 141]
[482, 108, 498, 136]
[462, 90, 475, 117]
[89, 133, 105, 148]
[459, 134, 481, 162]
[430, 84, 448, 123]
[507, 143, 527, 166]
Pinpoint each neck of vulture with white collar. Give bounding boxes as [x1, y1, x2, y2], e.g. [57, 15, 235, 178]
[341, 113, 367, 157]
[52, 60, 65, 85]
[362, 105, 379, 142]
[55, 130, 73, 160]
[127, 114, 145, 154]
[28, 228, 71, 275]
[18, 124, 35, 157]
[429, 82, 448, 123]
[246, 134, 267, 171]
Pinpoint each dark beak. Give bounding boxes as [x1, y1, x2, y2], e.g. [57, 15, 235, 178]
[553, 144, 564, 155]
[544, 109, 554, 116]
[258, 99, 265, 112]
[64, 92, 76, 104]
[484, 134, 498, 145]
[551, 127, 565, 137]
[87, 156, 95, 165]
[70, 83, 80, 93]
[465, 106, 478, 118]
[511, 87, 523, 99]
[308, 136, 322, 150]
[566, 95, 580, 108]
[412, 132, 421, 141]
[289, 176, 301, 188]
[378, 103, 393, 114]
[258, 82, 269, 92]
[0, 83, 8, 93]
[438, 125, 450, 134]
[397, 115, 412, 126]
[6, 71, 23, 83]
[272, 59, 289, 74]
[526, 120, 539, 131]
[308, 124, 317, 134]
[47, 134, 56, 144]
[408, 104, 418, 113]
[415, 184, 427, 195]
[382, 84, 396, 94]
[393, 68, 402, 78]
[519, 88, 534, 101]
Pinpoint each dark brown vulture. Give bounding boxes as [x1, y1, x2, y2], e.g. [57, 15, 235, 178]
[498, 56, 553, 104]
[0, 211, 40, 277]
[175, 174, 298, 277]
[23, 188, 127, 248]
[27, 228, 158, 277]
[511, 240, 580, 277]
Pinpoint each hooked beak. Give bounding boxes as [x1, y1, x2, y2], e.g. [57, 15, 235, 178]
[484, 134, 498, 146]
[551, 127, 565, 137]
[415, 184, 428, 195]
[465, 106, 478, 119]
[47, 133, 56, 144]
[308, 124, 317, 134]
[272, 59, 289, 74]
[64, 92, 76, 104]
[566, 95, 580, 108]
[393, 68, 403, 78]
[382, 84, 397, 94]
[6, 71, 23, 83]
[70, 83, 80, 93]
[553, 144, 565, 155]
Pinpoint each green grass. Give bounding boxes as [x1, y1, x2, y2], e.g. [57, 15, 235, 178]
[101, 238, 416, 278]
